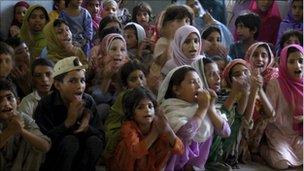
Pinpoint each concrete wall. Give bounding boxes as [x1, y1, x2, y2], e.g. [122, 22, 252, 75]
[0, 0, 171, 39]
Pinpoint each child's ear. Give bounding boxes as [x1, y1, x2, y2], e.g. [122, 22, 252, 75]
[252, 27, 258, 35]
[54, 81, 61, 91]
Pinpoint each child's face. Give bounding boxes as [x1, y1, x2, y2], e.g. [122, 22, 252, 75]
[15, 6, 27, 23]
[127, 69, 146, 89]
[256, 0, 273, 12]
[182, 33, 200, 59]
[87, 0, 101, 17]
[55, 70, 86, 104]
[206, 31, 221, 45]
[174, 71, 201, 103]
[55, 23, 73, 48]
[205, 63, 221, 92]
[291, 0, 303, 21]
[231, 64, 250, 80]
[186, 0, 200, 17]
[14, 43, 30, 68]
[133, 98, 155, 126]
[0, 54, 13, 78]
[0, 90, 17, 121]
[102, 4, 117, 18]
[28, 9, 47, 32]
[57, 0, 66, 11]
[32, 65, 54, 95]
[124, 28, 138, 49]
[236, 23, 254, 41]
[104, 39, 128, 71]
[283, 35, 300, 48]
[286, 51, 303, 80]
[250, 46, 269, 73]
[136, 11, 150, 24]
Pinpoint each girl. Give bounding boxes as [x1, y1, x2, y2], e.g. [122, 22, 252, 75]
[82, 0, 102, 42]
[43, 19, 86, 63]
[238, 42, 277, 163]
[59, 0, 93, 55]
[20, 5, 50, 62]
[110, 87, 184, 171]
[158, 65, 230, 170]
[162, 25, 203, 75]
[132, 2, 157, 40]
[104, 60, 148, 165]
[49, 0, 65, 21]
[101, 0, 118, 18]
[261, 44, 303, 169]
[221, 59, 252, 168]
[90, 33, 128, 107]
[276, 0, 303, 49]
[9, 1, 29, 38]
[248, 0, 281, 45]
[277, 30, 303, 57]
[201, 26, 232, 61]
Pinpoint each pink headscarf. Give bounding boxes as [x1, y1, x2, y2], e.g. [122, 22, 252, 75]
[223, 59, 250, 87]
[171, 25, 202, 66]
[99, 33, 126, 56]
[249, 0, 281, 45]
[278, 44, 304, 135]
[245, 42, 278, 85]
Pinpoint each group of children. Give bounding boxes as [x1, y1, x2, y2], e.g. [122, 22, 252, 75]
[0, 0, 303, 171]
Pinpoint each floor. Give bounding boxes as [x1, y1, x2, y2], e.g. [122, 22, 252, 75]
[96, 163, 303, 171]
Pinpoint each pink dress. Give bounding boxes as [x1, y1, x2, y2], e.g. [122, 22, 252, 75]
[262, 79, 303, 169]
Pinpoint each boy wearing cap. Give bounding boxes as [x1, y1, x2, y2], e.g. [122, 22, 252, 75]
[34, 56, 104, 171]
[0, 79, 50, 170]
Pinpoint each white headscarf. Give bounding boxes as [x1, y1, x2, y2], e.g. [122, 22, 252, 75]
[124, 22, 146, 47]
[157, 65, 214, 143]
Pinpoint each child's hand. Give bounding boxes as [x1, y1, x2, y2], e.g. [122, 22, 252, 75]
[251, 69, 263, 92]
[208, 89, 218, 106]
[7, 115, 24, 134]
[196, 88, 211, 111]
[65, 99, 85, 128]
[231, 76, 250, 95]
[74, 108, 91, 134]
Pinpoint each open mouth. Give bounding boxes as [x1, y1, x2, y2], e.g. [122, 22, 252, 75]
[1, 108, 13, 113]
[294, 70, 302, 75]
[74, 92, 83, 100]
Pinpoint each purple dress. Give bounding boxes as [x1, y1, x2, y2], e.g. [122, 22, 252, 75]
[165, 118, 230, 171]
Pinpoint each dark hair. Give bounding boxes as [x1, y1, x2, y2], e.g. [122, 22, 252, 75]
[279, 30, 303, 52]
[287, 46, 302, 58]
[211, 55, 228, 63]
[201, 26, 221, 40]
[132, 2, 153, 22]
[0, 42, 14, 56]
[53, 18, 69, 28]
[54, 73, 67, 82]
[5, 37, 25, 48]
[119, 60, 146, 87]
[28, 6, 50, 23]
[64, 0, 71, 7]
[202, 57, 215, 65]
[235, 12, 261, 39]
[98, 15, 122, 34]
[31, 58, 54, 76]
[123, 87, 156, 119]
[53, 0, 63, 10]
[0, 79, 17, 98]
[98, 26, 123, 40]
[162, 5, 193, 26]
[164, 66, 196, 99]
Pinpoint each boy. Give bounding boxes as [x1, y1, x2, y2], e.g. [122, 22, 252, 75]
[229, 12, 261, 59]
[0, 79, 50, 170]
[34, 56, 104, 171]
[18, 58, 54, 117]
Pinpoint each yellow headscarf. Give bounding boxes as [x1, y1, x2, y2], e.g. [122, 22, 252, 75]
[43, 19, 87, 64]
[20, 5, 50, 62]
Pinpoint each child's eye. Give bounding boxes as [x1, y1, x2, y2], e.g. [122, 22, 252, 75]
[298, 58, 303, 64]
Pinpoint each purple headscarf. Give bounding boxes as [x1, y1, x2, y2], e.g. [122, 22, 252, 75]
[172, 25, 202, 66]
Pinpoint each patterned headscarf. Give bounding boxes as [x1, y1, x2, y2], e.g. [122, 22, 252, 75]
[245, 42, 278, 84]
[222, 59, 250, 87]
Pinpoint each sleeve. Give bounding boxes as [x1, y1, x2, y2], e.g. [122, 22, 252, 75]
[214, 119, 231, 138]
[265, 80, 279, 121]
[118, 122, 149, 158]
[83, 9, 93, 41]
[33, 101, 71, 144]
[18, 97, 33, 117]
[175, 118, 200, 145]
